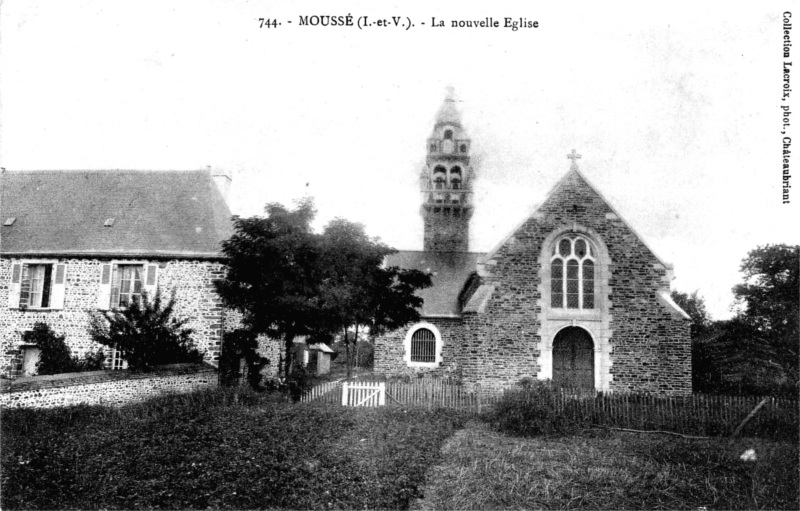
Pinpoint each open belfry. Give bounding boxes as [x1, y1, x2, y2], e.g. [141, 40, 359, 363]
[373, 88, 693, 395]
[421, 87, 474, 253]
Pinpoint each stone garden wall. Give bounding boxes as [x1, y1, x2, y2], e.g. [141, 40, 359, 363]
[0, 364, 216, 409]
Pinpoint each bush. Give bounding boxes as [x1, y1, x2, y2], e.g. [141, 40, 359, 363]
[219, 329, 270, 390]
[286, 365, 313, 402]
[489, 380, 584, 437]
[88, 289, 203, 371]
[24, 322, 105, 375]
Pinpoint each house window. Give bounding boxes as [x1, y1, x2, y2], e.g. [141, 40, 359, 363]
[551, 236, 595, 309]
[111, 265, 144, 308]
[9, 262, 66, 310]
[98, 262, 158, 310]
[404, 323, 443, 368]
[22, 264, 53, 309]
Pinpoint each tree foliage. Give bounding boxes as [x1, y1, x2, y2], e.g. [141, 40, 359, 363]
[88, 289, 203, 371]
[316, 218, 431, 378]
[216, 199, 324, 379]
[671, 290, 712, 338]
[687, 245, 799, 395]
[216, 200, 432, 380]
[732, 244, 799, 376]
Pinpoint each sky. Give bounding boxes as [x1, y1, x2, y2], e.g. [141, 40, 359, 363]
[1, 1, 797, 320]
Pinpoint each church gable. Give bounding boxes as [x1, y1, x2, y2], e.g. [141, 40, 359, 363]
[373, 92, 691, 395]
[471, 156, 690, 394]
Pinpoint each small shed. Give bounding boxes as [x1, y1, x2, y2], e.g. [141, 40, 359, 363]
[307, 343, 334, 375]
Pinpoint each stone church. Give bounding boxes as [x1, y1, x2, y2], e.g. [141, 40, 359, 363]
[374, 91, 692, 395]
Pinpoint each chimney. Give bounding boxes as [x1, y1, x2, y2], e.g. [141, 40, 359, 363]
[208, 166, 232, 203]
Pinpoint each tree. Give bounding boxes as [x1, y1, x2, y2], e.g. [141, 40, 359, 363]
[216, 199, 325, 380]
[88, 289, 203, 371]
[732, 244, 799, 387]
[316, 218, 431, 378]
[216, 203, 432, 381]
[218, 328, 270, 390]
[670, 290, 712, 338]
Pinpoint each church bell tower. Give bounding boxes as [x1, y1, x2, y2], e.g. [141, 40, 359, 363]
[421, 88, 474, 252]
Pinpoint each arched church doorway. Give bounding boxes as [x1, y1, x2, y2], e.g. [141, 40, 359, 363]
[552, 327, 594, 390]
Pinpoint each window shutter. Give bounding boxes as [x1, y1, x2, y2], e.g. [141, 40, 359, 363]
[144, 264, 158, 297]
[97, 263, 112, 309]
[50, 264, 67, 309]
[8, 263, 22, 308]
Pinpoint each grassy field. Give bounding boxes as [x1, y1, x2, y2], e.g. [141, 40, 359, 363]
[2, 388, 798, 510]
[414, 421, 799, 510]
[1, 388, 466, 510]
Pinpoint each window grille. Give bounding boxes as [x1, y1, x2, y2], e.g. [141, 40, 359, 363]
[410, 328, 436, 363]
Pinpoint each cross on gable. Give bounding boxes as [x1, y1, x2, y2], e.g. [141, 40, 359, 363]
[567, 149, 581, 162]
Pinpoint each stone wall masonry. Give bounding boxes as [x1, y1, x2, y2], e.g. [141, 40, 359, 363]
[1, 257, 227, 378]
[0, 364, 217, 409]
[374, 317, 464, 379]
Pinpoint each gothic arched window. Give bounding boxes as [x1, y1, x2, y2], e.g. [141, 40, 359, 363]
[551, 236, 595, 309]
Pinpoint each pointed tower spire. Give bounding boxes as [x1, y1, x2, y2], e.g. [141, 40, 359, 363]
[420, 88, 474, 252]
[434, 86, 462, 128]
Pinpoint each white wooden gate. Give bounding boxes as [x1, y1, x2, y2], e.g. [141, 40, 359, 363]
[342, 382, 385, 407]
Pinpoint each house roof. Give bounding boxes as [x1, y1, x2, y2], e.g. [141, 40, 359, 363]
[386, 250, 483, 317]
[0, 170, 233, 259]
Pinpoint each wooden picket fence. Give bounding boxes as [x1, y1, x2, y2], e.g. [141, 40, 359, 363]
[502, 388, 798, 437]
[301, 378, 798, 437]
[302, 378, 503, 413]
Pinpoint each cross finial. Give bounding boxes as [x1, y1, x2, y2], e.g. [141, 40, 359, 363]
[567, 149, 581, 170]
[445, 86, 455, 101]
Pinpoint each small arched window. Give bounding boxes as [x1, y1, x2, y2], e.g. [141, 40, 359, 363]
[444, 129, 453, 140]
[404, 323, 443, 367]
[551, 236, 595, 309]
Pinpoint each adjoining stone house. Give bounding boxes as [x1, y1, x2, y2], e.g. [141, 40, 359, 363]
[374, 92, 692, 395]
[0, 169, 255, 378]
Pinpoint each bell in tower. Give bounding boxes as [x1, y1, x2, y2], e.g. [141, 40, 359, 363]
[420, 87, 474, 252]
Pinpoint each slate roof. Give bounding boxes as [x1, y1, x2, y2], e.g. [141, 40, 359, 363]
[386, 251, 483, 317]
[0, 170, 233, 259]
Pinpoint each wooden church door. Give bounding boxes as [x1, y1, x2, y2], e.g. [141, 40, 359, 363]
[552, 327, 594, 390]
